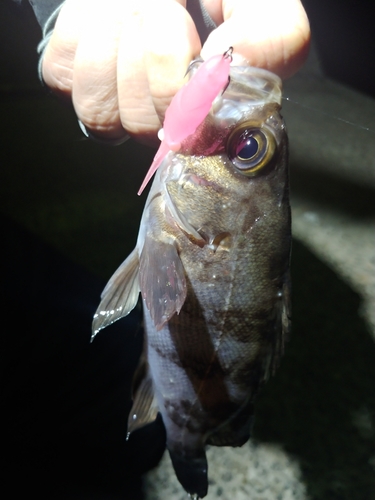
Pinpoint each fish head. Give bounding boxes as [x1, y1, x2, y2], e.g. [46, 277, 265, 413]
[162, 65, 289, 246]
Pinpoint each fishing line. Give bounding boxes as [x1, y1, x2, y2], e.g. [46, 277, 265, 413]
[281, 96, 374, 133]
[253, 85, 375, 135]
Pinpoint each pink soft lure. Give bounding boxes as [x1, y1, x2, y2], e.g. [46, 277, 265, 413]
[137, 47, 233, 195]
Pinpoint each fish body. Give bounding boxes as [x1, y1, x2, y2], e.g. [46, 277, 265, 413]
[93, 64, 291, 498]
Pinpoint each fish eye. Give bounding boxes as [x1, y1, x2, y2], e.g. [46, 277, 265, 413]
[227, 123, 277, 176]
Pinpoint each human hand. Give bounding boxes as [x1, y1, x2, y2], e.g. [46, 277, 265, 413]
[41, 0, 310, 146]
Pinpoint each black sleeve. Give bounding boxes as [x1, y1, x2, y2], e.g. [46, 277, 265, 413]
[186, 0, 216, 43]
[27, 0, 65, 29]
[13, 0, 66, 80]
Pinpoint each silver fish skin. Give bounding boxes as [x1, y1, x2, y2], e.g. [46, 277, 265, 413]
[93, 65, 291, 499]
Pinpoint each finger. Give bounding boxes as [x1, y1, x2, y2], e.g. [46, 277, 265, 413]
[201, 0, 310, 79]
[117, 0, 201, 145]
[143, 0, 202, 122]
[41, 0, 86, 98]
[71, 0, 127, 141]
[116, 2, 159, 145]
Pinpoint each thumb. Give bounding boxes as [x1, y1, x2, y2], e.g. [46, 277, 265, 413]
[201, 0, 310, 79]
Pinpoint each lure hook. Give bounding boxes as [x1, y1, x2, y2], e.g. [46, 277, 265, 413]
[223, 46, 233, 61]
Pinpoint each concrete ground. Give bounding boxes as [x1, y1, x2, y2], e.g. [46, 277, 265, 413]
[1, 1, 374, 499]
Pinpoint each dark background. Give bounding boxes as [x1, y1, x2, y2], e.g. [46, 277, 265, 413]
[1, 1, 374, 498]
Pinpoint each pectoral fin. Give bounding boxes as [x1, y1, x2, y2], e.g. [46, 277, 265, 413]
[92, 249, 140, 339]
[139, 235, 187, 330]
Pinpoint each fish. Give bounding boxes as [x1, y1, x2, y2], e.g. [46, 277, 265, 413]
[92, 58, 291, 499]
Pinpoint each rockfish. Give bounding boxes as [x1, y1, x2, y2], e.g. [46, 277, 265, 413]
[93, 58, 291, 499]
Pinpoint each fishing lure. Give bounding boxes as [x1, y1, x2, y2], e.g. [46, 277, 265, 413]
[137, 47, 233, 195]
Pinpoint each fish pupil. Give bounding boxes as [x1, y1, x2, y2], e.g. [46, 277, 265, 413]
[236, 135, 258, 160]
